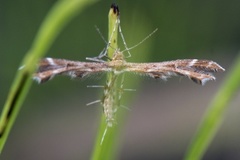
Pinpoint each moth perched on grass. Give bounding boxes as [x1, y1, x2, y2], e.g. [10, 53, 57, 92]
[34, 4, 225, 128]
[34, 49, 225, 127]
[34, 53, 224, 85]
[34, 50, 224, 85]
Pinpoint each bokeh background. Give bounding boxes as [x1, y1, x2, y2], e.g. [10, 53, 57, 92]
[1, 0, 240, 159]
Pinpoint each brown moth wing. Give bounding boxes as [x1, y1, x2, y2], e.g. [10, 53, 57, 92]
[125, 59, 225, 85]
[34, 58, 110, 83]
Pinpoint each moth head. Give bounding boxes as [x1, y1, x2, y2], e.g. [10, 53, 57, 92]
[112, 49, 125, 61]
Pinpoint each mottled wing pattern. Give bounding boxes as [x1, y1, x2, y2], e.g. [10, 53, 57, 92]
[34, 58, 109, 83]
[34, 58, 224, 85]
[125, 59, 225, 85]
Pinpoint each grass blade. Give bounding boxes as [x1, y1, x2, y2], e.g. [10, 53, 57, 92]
[91, 5, 119, 160]
[0, 0, 97, 153]
[185, 54, 240, 160]
[91, 4, 155, 160]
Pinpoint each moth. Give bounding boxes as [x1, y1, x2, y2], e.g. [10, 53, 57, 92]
[34, 51, 224, 85]
[34, 4, 225, 128]
[34, 49, 224, 125]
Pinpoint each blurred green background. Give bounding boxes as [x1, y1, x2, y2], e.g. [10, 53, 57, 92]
[0, 0, 239, 159]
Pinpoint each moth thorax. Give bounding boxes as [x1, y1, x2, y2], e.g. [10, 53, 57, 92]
[112, 50, 125, 61]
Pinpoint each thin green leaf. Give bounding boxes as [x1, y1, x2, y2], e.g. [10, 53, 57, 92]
[0, 0, 97, 153]
[185, 54, 240, 160]
[91, 4, 155, 160]
[91, 5, 119, 160]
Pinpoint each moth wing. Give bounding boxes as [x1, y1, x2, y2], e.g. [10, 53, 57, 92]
[126, 59, 224, 85]
[34, 58, 110, 83]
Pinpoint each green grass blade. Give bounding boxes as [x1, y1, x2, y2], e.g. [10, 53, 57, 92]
[185, 54, 240, 160]
[91, 4, 155, 160]
[91, 5, 119, 160]
[0, 0, 97, 153]
[108, 4, 119, 58]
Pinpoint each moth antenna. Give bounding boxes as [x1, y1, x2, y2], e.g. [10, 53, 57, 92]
[95, 25, 108, 45]
[94, 25, 116, 60]
[118, 21, 131, 58]
[122, 28, 158, 54]
[87, 18, 120, 62]
[86, 100, 101, 106]
[94, 25, 109, 58]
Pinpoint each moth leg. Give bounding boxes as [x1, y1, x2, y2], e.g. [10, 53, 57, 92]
[86, 47, 109, 62]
